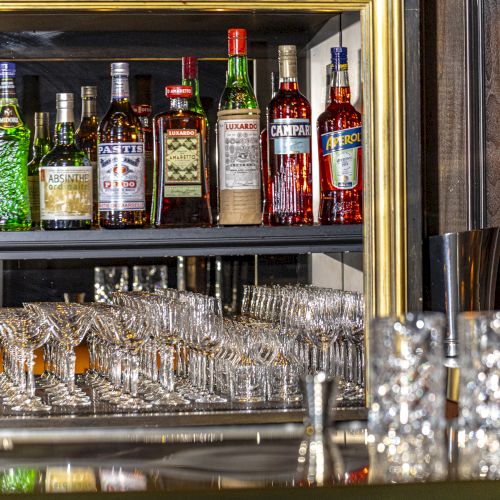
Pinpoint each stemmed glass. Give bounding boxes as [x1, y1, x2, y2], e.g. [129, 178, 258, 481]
[0, 308, 51, 412]
[25, 302, 93, 407]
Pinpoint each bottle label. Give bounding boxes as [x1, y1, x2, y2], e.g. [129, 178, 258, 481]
[321, 126, 361, 189]
[217, 117, 260, 190]
[164, 129, 202, 197]
[98, 142, 145, 211]
[39, 166, 93, 220]
[28, 174, 40, 223]
[269, 118, 311, 154]
[0, 104, 21, 129]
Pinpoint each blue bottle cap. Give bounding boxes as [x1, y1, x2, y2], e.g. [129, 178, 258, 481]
[331, 47, 348, 70]
[0, 62, 15, 77]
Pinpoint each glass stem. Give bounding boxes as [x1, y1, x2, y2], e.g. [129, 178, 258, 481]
[26, 350, 36, 399]
[130, 353, 139, 398]
[67, 348, 76, 394]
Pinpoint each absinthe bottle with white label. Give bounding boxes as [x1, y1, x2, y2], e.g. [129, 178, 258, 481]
[217, 28, 261, 225]
[98, 62, 146, 229]
[153, 85, 211, 226]
[267, 45, 313, 225]
[39, 93, 92, 230]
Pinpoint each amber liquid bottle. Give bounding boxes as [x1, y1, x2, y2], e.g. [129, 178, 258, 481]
[317, 47, 362, 224]
[267, 45, 313, 225]
[152, 85, 211, 226]
[76, 86, 99, 225]
[98, 62, 146, 228]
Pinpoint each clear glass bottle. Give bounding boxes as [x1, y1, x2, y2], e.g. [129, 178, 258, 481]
[98, 62, 146, 228]
[317, 47, 362, 224]
[28, 111, 52, 227]
[267, 45, 313, 225]
[217, 28, 261, 225]
[40, 93, 92, 230]
[76, 86, 98, 225]
[0, 61, 31, 231]
[153, 85, 211, 226]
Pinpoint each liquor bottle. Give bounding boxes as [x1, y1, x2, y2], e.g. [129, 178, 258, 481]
[217, 28, 261, 225]
[260, 71, 276, 225]
[132, 75, 153, 224]
[182, 57, 207, 119]
[317, 47, 362, 224]
[98, 62, 146, 229]
[75, 86, 98, 225]
[152, 85, 211, 226]
[39, 93, 92, 230]
[0, 62, 31, 231]
[28, 112, 52, 227]
[267, 45, 313, 225]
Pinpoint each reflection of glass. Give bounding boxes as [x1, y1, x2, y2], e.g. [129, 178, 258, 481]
[368, 313, 447, 483]
[45, 467, 96, 493]
[99, 468, 147, 492]
[94, 266, 129, 303]
[132, 265, 167, 292]
[458, 311, 500, 480]
[0, 468, 37, 494]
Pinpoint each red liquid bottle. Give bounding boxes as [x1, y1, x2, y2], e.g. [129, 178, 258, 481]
[267, 45, 313, 225]
[317, 47, 362, 224]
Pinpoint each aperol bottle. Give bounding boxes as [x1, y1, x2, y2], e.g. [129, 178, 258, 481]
[317, 47, 362, 224]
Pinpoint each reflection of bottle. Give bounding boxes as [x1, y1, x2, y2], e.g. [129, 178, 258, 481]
[40, 93, 92, 230]
[98, 62, 146, 228]
[217, 28, 261, 225]
[0, 62, 31, 231]
[153, 85, 211, 226]
[45, 467, 97, 493]
[267, 45, 312, 225]
[132, 74, 153, 224]
[0, 468, 37, 494]
[317, 47, 362, 224]
[28, 112, 52, 227]
[76, 86, 99, 225]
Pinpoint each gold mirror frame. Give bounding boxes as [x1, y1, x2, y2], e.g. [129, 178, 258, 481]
[1, 0, 407, 396]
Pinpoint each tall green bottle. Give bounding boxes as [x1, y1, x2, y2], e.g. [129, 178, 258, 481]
[217, 28, 261, 225]
[182, 57, 207, 119]
[0, 62, 31, 231]
[28, 112, 52, 227]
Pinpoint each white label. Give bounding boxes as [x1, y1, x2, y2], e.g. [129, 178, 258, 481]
[217, 118, 260, 190]
[40, 166, 93, 220]
[98, 142, 145, 211]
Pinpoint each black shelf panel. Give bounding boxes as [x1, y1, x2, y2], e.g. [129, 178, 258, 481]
[0, 225, 363, 260]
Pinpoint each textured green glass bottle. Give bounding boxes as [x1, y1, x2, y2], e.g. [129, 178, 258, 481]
[28, 112, 52, 227]
[217, 28, 261, 225]
[40, 93, 92, 230]
[0, 62, 31, 231]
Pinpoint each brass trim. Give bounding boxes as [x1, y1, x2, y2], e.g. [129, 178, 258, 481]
[0, 0, 408, 406]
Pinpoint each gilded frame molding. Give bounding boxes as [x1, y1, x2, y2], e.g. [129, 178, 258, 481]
[1, 0, 407, 394]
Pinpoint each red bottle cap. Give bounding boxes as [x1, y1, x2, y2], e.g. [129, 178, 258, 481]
[182, 57, 198, 80]
[165, 85, 192, 98]
[228, 28, 247, 56]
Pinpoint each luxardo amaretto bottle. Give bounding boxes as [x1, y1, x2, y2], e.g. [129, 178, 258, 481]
[317, 47, 362, 224]
[0, 62, 31, 231]
[28, 112, 52, 227]
[217, 28, 261, 225]
[98, 62, 146, 228]
[39, 93, 92, 230]
[267, 45, 313, 225]
[76, 86, 99, 225]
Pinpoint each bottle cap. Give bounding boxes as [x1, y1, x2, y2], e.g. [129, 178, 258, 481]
[165, 85, 192, 98]
[56, 93, 74, 109]
[278, 45, 296, 58]
[182, 57, 198, 80]
[0, 62, 15, 78]
[81, 85, 97, 98]
[228, 28, 247, 56]
[111, 62, 129, 76]
[331, 47, 348, 70]
[34, 112, 50, 125]
[278, 45, 297, 79]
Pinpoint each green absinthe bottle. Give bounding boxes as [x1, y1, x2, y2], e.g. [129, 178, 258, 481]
[0, 61, 31, 230]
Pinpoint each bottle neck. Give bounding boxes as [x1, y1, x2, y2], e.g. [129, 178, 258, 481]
[54, 120, 76, 147]
[33, 122, 51, 156]
[278, 54, 298, 90]
[111, 74, 130, 101]
[330, 69, 351, 104]
[227, 54, 250, 83]
[279, 79, 299, 92]
[170, 97, 189, 112]
[82, 96, 97, 118]
[0, 75, 17, 102]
